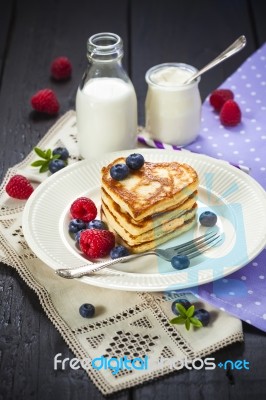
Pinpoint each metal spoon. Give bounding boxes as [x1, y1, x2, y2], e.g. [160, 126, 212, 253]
[184, 35, 247, 85]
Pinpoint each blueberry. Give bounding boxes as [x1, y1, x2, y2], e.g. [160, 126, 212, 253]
[171, 255, 190, 270]
[87, 219, 107, 230]
[110, 245, 130, 259]
[74, 229, 85, 245]
[199, 211, 217, 227]
[52, 147, 69, 161]
[49, 158, 66, 173]
[171, 299, 192, 315]
[110, 163, 129, 180]
[79, 303, 95, 318]
[193, 309, 210, 326]
[69, 219, 87, 234]
[126, 153, 145, 170]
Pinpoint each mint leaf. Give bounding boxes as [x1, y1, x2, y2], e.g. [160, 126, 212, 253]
[31, 160, 45, 167]
[185, 319, 191, 331]
[170, 316, 187, 324]
[34, 147, 47, 159]
[190, 317, 203, 328]
[176, 303, 187, 317]
[45, 149, 52, 159]
[186, 305, 195, 318]
[39, 161, 49, 173]
[52, 154, 61, 160]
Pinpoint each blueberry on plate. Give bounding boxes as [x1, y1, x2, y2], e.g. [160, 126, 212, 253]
[52, 147, 69, 161]
[74, 229, 86, 247]
[87, 219, 107, 230]
[126, 153, 145, 170]
[49, 158, 66, 174]
[171, 255, 190, 270]
[110, 245, 130, 259]
[193, 309, 210, 326]
[199, 211, 217, 227]
[69, 219, 87, 234]
[171, 299, 192, 315]
[110, 163, 129, 180]
[79, 303, 95, 318]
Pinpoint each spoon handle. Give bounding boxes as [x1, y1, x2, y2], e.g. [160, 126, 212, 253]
[185, 35, 246, 84]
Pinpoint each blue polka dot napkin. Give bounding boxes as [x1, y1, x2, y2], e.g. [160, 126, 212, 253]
[186, 43, 266, 331]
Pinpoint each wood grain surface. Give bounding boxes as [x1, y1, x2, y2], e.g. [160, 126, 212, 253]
[0, 1, 266, 399]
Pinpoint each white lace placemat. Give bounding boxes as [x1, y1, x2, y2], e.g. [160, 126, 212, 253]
[0, 111, 243, 395]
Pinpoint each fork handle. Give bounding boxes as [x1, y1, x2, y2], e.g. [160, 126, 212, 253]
[55, 252, 155, 279]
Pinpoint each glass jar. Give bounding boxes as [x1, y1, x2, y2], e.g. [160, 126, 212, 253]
[76, 32, 137, 159]
[145, 63, 201, 146]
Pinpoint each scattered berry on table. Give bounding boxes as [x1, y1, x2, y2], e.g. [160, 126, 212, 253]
[209, 89, 234, 112]
[69, 219, 87, 234]
[110, 245, 130, 259]
[51, 56, 72, 80]
[126, 153, 145, 170]
[5, 175, 34, 200]
[48, 158, 66, 174]
[220, 100, 241, 126]
[52, 147, 69, 161]
[79, 229, 115, 259]
[79, 303, 95, 318]
[70, 197, 97, 222]
[193, 309, 210, 326]
[171, 255, 190, 270]
[30, 89, 59, 115]
[110, 163, 129, 180]
[199, 211, 217, 227]
[87, 219, 107, 230]
[171, 299, 192, 315]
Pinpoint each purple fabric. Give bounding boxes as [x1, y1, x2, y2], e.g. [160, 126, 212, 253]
[186, 44, 266, 331]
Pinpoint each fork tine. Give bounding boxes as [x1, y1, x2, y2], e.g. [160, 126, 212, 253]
[185, 237, 222, 259]
[171, 230, 218, 253]
[177, 233, 220, 256]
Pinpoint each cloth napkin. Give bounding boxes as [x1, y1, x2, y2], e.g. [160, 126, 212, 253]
[0, 112, 243, 395]
[141, 44, 266, 331]
[187, 43, 266, 332]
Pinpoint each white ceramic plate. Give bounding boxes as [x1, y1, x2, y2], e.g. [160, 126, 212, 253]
[22, 149, 266, 291]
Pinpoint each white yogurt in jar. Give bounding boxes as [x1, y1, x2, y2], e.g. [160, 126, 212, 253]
[76, 77, 137, 159]
[145, 63, 201, 146]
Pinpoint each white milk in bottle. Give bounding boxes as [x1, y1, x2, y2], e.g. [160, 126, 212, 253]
[76, 33, 137, 159]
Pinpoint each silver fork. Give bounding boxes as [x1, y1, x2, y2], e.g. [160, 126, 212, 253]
[56, 231, 221, 279]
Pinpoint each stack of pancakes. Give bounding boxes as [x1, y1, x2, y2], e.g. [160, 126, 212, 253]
[101, 157, 199, 253]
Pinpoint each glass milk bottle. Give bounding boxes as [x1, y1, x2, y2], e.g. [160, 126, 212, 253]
[145, 63, 201, 146]
[76, 33, 137, 159]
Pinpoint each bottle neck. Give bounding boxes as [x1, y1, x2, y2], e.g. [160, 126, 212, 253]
[87, 32, 123, 63]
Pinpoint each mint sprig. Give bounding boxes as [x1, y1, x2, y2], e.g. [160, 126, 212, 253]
[31, 147, 62, 173]
[170, 304, 203, 331]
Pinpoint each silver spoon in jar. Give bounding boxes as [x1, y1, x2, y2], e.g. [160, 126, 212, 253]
[184, 35, 247, 85]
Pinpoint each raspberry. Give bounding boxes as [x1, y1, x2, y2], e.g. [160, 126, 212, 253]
[6, 175, 34, 200]
[70, 197, 97, 222]
[209, 89, 234, 112]
[220, 100, 241, 126]
[79, 229, 115, 258]
[51, 57, 72, 80]
[31, 89, 59, 115]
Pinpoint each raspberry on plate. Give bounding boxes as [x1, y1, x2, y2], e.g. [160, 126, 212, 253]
[70, 197, 97, 222]
[79, 229, 115, 258]
[209, 89, 234, 112]
[31, 89, 59, 115]
[220, 100, 241, 126]
[6, 175, 34, 200]
[51, 56, 72, 80]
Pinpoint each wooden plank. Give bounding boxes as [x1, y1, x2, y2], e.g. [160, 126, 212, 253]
[130, 0, 257, 125]
[0, 1, 14, 84]
[249, 0, 266, 45]
[0, 0, 130, 399]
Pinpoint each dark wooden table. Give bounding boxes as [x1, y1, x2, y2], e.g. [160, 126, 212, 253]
[1, 1, 266, 399]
